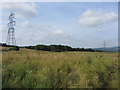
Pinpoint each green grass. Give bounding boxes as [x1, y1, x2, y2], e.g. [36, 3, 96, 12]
[2, 48, 118, 88]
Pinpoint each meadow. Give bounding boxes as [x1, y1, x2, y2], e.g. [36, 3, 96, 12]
[2, 48, 118, 88]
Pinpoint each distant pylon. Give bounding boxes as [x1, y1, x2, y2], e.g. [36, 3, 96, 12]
[6, 12, 16, 46]
[104, 41, 106, 49]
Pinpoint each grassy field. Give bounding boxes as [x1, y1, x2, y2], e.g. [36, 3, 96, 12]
[2, 48, 118, 88]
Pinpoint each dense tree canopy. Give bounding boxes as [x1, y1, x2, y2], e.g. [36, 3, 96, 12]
[0, 43, 102, 52]
[25, 44, 100, 52]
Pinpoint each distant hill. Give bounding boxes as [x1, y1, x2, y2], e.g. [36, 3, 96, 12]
[93, 46, 120, 52]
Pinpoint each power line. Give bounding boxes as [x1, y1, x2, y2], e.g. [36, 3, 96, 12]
[2, 14, 107, 47]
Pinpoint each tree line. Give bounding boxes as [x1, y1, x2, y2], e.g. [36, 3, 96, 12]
[24, 44, 102, 52]
[1, 43, 103, 52]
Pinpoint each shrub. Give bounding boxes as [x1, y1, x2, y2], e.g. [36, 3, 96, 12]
[9, 46, 19, 51]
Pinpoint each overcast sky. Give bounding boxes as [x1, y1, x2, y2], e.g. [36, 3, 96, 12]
[1, 2, 118, 48]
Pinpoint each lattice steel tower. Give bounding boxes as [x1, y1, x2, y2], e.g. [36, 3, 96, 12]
[6, 12, 16, 46]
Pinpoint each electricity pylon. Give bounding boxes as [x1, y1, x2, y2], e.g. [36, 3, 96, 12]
[6, 12, 16, 46]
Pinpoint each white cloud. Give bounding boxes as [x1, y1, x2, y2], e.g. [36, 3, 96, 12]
[53, 29, 65, 35]
[19, 20, 30, 28]
[2, 2, 37, 18]
[52, 29, 71, 37]
[79, 9, 117, 27]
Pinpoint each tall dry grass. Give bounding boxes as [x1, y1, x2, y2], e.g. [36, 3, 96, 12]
[2, 48, 118, 88]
